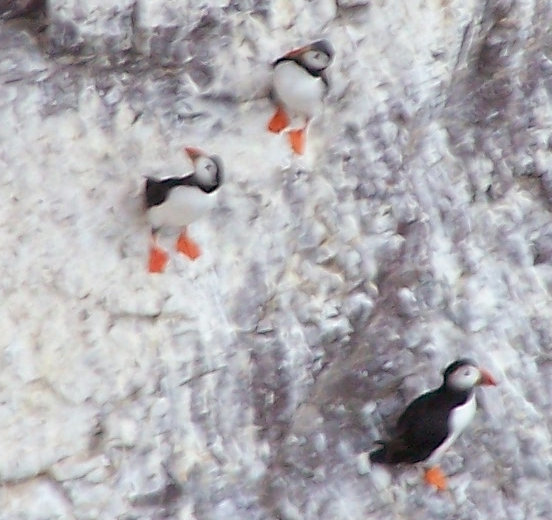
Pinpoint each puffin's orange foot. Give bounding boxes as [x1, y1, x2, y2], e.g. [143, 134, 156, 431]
[148, 246, 169, 273]
[287, 128, 306, 155]
[176, 233, 201, 260]
[424, 466, 448, 491]
[268, 106, 289, 133]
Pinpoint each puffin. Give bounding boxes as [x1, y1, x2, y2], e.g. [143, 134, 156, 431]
[144, 147, 223, 273]
[369, 359, 496, 490]
[267, 39, 334, 155]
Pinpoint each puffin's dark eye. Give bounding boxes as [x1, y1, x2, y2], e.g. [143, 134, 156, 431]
[464, 369, 471, 376]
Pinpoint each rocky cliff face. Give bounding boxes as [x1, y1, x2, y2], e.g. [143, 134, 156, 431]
[1, 0, 552, 518]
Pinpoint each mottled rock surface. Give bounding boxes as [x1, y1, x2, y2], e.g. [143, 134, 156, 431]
[1, 0, 552, 518]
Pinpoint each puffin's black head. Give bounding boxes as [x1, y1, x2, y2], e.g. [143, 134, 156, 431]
[185, 147, 224, 193]
[282, 39, 334, 74]
[443, 358, 497, 391]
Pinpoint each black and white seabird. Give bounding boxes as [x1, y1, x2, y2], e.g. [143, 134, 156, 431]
[267, 39, 334, 155]
[144, 147, 223, 273]
[370, 359, 497, 490]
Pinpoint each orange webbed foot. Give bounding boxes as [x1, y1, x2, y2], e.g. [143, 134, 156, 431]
[287, 127, 306, 155]
[149, 246, 169, 273]
[268, 106, 290, 133]
[424, 466, 448, 491]
[176, 232, 201, 260]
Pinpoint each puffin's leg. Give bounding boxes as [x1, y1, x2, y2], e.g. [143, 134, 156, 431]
[148, 230, 169, 273]
[424, 466, 448, 491]
[268, 105, 290, 133]
[176, 227, 201, 260]
[287, 119, 309, 155]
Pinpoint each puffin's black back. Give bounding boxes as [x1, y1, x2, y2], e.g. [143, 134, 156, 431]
[145, 174, 219, 209]
[145, 178, 184, 208]
[370, 384, 472, 465]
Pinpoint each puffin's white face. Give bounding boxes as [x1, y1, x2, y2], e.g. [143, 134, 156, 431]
[301, 49, 331, 71]
[194, 156, 219, 186]
[446, 364, 481, 391]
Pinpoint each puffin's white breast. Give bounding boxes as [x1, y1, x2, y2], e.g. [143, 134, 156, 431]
[147, 185, 216, 229]
[272, 61, 325, 119]
[448, 393, 477, 437]
[426, 393, 477, 466]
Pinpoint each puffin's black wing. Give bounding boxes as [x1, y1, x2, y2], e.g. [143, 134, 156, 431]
[395, 390, 452, 462]
[144, 176, 197, 209]
[370, 389, 453, 465]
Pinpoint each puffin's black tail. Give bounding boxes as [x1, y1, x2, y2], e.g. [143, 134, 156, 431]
[369, 441, 387, 464]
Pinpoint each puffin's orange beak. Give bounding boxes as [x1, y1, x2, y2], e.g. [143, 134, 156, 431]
[185, 147, 203, 162]
[284, 44, 309, 58]
[478, 368, 497, 386]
